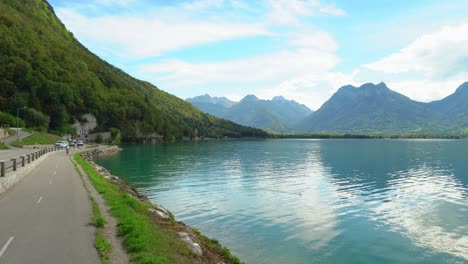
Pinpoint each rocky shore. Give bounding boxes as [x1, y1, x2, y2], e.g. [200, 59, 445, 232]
[80, 147, 240, 264]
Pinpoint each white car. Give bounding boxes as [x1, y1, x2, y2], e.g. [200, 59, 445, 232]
[55, 141, 69, 148]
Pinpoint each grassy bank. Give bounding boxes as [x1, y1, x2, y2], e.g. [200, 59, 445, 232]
[11, 131, 62, 147]
[71, 158, 112, 264]
[0, 142, 8, 150]
[74, 153, 242, 264]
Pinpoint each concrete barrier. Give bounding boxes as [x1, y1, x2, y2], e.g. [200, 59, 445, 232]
[0, 150, 57, 195]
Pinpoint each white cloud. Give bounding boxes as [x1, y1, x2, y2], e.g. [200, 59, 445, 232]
[57, 8, 270, 58]
[363, 22, 468, 102]
[382, 78, 468, 103]
[54, 0, 348, 109]
[266, 0, 345, 25]
[137, 31, 347, 109]
[140, 47, 339, 83]
[319, 3, 346, 16]
[181, 0, 224, 10]
[255, 71, 359, 110]
[365, 23, 468, 78]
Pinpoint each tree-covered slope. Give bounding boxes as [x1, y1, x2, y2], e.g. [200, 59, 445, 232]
[300, 82, 452, 134]
[0, 0, 267, 140]
[187, 94, 313, 133]
[429, 82, 468, 130]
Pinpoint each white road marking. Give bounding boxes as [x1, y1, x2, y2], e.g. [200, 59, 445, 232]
[0, 236, 14, 258]
[37, 196, 43, 204]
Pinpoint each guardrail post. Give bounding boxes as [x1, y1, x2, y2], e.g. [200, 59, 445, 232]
[27, 154, 30, 164]
[0, 161, 4, 177]
[21, 156, 25, 167]
[35, 152, 38, 160]
[11, 158, 17, 171]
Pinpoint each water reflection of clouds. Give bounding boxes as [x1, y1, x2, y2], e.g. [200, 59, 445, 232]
[109, 140, 468, 263]
[247, 145, 342, 251]
[371, 165, 468, 261]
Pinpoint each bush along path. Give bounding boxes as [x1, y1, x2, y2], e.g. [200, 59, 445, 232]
[73, 149, 243, 264]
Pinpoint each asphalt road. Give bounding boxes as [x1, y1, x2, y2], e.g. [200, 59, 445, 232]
[0, 148, 35, 162]
[1, 128, 31, 147]
[0, 152, 100, 263]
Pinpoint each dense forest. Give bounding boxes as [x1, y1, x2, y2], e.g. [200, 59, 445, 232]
[0, 0, 267, 141]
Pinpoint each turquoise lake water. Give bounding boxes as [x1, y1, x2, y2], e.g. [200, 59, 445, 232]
[95, 139, 468, 264]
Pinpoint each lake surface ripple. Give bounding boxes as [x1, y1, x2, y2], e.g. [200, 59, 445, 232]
[96, 139, 468, 264]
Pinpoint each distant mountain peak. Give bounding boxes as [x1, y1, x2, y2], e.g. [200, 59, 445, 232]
[455, 82, 468, 93]
[241, 95, 260, 102]
[272, 96, 287, 102]
[360, 82, 389, 90]
[186, 94, 236, 107]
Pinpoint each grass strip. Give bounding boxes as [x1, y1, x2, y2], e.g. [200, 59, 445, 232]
[11, 131, 62, 147]
[95, 231, 112, 264]
[74, 153, 193, 264]
[74, 153, 243, 264]
[0, 142, 8, 150]
[71, 156, 112, 264]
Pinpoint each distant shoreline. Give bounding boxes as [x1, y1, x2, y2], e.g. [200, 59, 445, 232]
[272, 133, 467, 139]
[119, 134, 467, 145]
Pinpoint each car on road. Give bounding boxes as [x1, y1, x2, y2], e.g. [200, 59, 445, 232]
[55, 141, 69, 148]
[76, 139, 84, 147]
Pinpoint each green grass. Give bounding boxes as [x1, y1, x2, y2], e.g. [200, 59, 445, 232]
[71, 156, 112, 264]
[95, 231, 112, 264]
[11, 131, 62, 147]
[91, 198, 106, 228]
[74, 153, 243, 264]
[0, 142, 8, 150]
[74, 154, 192, 264]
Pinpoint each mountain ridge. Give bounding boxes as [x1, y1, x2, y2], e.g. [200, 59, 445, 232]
[0, 0, 267, 140]
[300, 82, 467, 135]
[186, 94, 313, 133]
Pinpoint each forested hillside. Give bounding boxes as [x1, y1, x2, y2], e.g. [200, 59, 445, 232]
[0, 0, 267, 140]
[300, 82, 468, 135]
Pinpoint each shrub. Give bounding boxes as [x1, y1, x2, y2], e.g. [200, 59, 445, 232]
[23, 108, 50, 130]
[0, 111, 25, 127]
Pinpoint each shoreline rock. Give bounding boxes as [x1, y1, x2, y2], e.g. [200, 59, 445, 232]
[80, 147, 208, 258]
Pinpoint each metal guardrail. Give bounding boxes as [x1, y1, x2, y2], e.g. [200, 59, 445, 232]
[0, 146, 61, 177]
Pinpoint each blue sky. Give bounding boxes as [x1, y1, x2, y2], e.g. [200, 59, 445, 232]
[50, 0, 468, 109]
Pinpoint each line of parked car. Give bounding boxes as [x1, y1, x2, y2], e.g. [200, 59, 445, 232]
[55, 139, 84, 148]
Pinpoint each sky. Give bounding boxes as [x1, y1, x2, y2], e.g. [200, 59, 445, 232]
[49, 0, 468, 110]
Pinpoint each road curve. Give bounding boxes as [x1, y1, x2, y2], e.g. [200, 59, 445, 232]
[0, 151, 99, 264]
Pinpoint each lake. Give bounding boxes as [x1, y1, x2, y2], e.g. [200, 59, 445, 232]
[95, 139, 468, 264]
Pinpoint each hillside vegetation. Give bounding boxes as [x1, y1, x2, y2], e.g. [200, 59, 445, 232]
[300, 82, 468, 136]
[0, 0, 267, 140]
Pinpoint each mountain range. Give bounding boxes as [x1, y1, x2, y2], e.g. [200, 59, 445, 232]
[301, 82, 468, 135]
[0, 0, 266, 140]
[189, 82, 468, 136]
[187, 95, 313, 132]
[1, 0, 467, 138]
